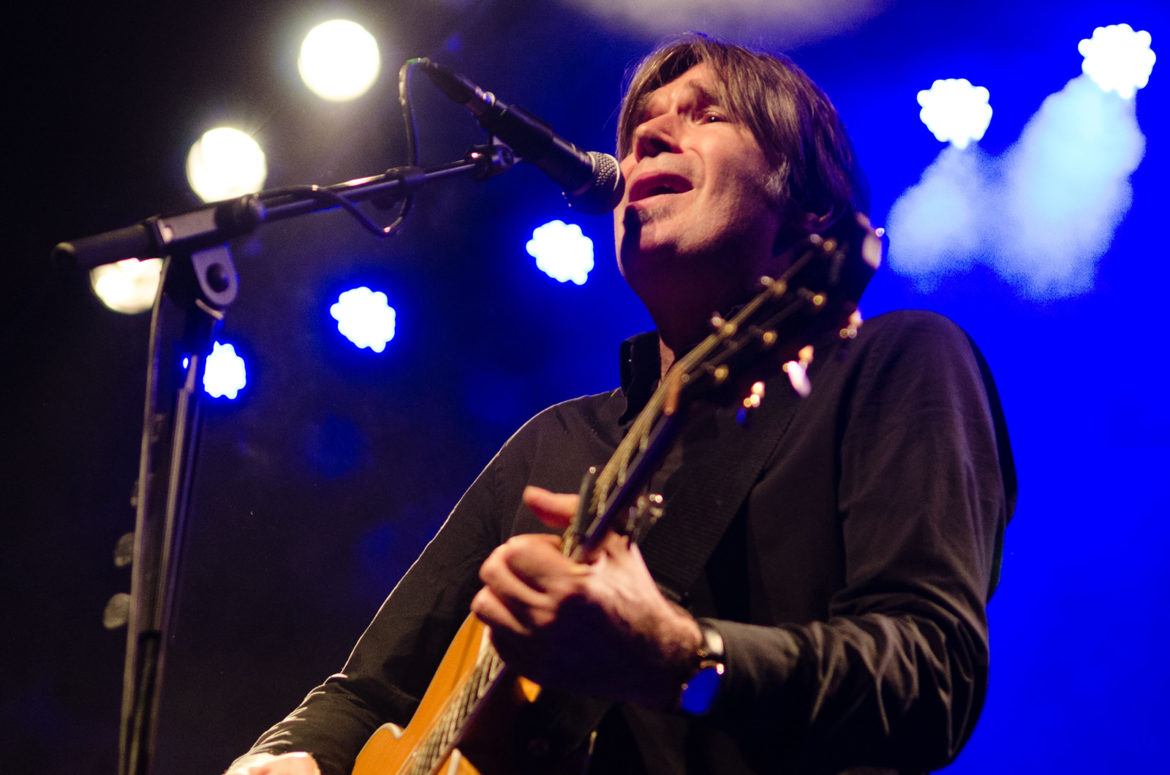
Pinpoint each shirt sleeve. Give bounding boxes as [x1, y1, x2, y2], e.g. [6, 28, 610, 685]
[226, 390, 620, 775]
[228, 430, 528, 775]
[709, 311, 1013, 772]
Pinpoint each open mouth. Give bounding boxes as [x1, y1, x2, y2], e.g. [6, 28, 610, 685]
[628, 173, 693, 203]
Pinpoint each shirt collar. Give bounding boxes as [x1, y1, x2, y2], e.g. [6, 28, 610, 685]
[619, 331, 661, 424]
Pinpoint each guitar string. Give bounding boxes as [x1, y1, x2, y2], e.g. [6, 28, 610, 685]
[410, 634, 506, 774]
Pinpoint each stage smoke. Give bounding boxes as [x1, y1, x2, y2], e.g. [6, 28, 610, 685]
[887, 75, 1145, 300]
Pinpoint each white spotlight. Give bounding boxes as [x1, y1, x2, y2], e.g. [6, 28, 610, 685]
[186, 127, 267, 202]
[204, 342, 248, 399]
[917, 79, 993, 149]
[90, 257, 163, 314]
[331, 287, 397, 352]
[527, 220, 594, 285]
[1079, 23, 1156, 99]
[298, 19, 381, 102]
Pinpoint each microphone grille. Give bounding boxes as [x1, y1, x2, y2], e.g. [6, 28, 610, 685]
[566, 152, 624, 214]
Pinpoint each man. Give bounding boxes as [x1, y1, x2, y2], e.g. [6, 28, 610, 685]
[227, 35, 1014, 775]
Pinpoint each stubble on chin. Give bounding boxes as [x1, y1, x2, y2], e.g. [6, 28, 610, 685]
[617, 206, 645, 276]
[617, 202, 676, 264]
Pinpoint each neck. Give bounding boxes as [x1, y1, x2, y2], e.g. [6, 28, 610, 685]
[657, 337, 677, 382]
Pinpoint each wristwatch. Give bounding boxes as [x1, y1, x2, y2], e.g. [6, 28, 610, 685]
[678, 619, 726, 715]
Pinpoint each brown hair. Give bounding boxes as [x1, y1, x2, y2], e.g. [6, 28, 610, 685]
[617, 34, 866, 232]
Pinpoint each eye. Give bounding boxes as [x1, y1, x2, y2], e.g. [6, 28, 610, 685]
[700, 110, 727, 124]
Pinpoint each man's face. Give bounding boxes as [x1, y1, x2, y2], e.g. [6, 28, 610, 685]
[614, 63, 784, 320]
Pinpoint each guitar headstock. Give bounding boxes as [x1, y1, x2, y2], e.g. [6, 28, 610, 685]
[566, 213, 882, 559]
[665, 211, 883, 411]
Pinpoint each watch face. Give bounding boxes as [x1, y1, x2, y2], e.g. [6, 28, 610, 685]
[679, 663, 725, 715]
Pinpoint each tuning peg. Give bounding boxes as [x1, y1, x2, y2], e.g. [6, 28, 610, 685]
[736, 381, 767, 426]
[625, 493, 664, 542]
[757, 275, 788, 298]
[839, 309, 864, 340]
[782, 345, 815, 398]
[113, 532, 134, 568]
[103, 592, 130, 630]
[784, 360, 811, 398]
[709, 313, 737, 337]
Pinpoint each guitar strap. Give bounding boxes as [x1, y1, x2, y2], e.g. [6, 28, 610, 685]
[516, 374, 804, 770]
[638, 372, 803, 602]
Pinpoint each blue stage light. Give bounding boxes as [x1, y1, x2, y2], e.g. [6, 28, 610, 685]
[330, 287, 397, 352]
[526, 220, 594, 285]
[204, 342, 247, 399]
[183, 342, 247, 399]
[1079, 23, 1156, 99]
[917, 78, 993, 149]
[889, 68, 1146, 300]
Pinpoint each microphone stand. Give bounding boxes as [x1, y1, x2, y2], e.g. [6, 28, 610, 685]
[54, 143, 515, 775]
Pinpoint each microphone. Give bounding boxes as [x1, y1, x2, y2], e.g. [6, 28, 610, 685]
[418, 60, 623, 214]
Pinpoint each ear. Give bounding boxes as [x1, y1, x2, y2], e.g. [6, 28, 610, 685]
[774, 209, 831, 253]
[796, 209, 835, 235]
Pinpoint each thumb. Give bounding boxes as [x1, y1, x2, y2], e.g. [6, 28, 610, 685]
[521, 486, 579, 530]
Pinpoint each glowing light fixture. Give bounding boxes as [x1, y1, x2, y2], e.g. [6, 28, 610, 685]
[186, 127, 267, 202]
[184, 342, 248, 399]
[331, 287, 397, 352]
[204, 342, 248, 399]
[298, 19, 381, 102]
[90, 257, 163, 314]
[526, 220, 594, 285]
[916, 78, 993, 149]
[1079, 23, 1156, 98]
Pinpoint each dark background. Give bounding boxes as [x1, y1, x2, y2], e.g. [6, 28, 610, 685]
[4, 1, 1168, 773]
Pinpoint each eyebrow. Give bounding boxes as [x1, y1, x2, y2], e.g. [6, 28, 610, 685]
[632, 80, 723, 128]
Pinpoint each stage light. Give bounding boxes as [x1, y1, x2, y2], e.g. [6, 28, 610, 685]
[90, 257, 163, 314]
[916, 78, 993, 149]
[185, 127, 267, 203]
[1079, 23, 1156, 99]
[204, 342, 247, 399]
[526, 220, 594, 285]
[183, 342, 248, 399]
[298, 19, 381, 102]
[330, 287, 397, 352]
[889, 70, 1145, 300]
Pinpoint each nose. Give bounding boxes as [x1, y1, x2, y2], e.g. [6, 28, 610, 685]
[631, 112, 681, 161]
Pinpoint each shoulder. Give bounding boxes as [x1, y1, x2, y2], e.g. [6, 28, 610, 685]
[806, 308, 993, 417]
[507, 389, 626, 446]
[489, 389, 627, 480]
[831, 309, 982, 383]
[855, 309, 973, 354]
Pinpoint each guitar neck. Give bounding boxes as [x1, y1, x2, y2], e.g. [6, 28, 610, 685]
[411, 631, 506, 774]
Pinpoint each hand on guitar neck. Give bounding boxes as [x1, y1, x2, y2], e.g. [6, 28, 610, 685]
[225, 487, 705, 775]
[470, 486, 704, 711]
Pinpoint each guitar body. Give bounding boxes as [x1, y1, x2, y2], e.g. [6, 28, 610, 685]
[352, 615, 544, 775]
